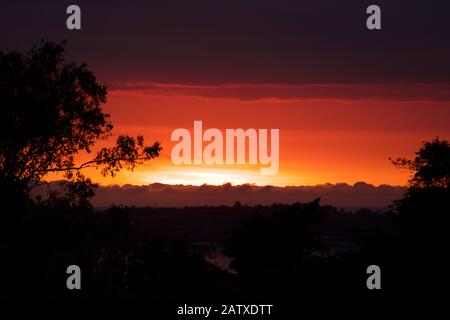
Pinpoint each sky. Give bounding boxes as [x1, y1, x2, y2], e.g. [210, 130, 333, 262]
[2, 0, 450, 188]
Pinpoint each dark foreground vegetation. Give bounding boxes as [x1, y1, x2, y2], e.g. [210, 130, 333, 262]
[1, 42, 449, 299]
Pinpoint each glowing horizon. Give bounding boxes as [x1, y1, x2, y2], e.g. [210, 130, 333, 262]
[43, 83, 450, 188]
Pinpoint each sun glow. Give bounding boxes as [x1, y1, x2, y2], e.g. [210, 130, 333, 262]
[159, 171, 247, 186]
[141, 168, 267, 186]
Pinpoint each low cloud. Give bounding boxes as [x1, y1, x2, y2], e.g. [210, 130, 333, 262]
[110, 82, 450, 102]
[34, 182, 407, 208]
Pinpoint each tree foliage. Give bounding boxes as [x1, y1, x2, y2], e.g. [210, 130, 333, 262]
[391, 137, 450, 294]
[390, 137, 450, 190]
[0, 41, 160, 199]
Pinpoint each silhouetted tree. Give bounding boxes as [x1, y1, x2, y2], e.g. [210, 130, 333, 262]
[0, 41, 161, 298]
[0, 41, 161, 205]
[391, 137, 449, 190]
[391, 138, 450, 294]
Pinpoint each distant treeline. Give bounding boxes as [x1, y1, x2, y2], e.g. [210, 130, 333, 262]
[128, 204, 394, 249]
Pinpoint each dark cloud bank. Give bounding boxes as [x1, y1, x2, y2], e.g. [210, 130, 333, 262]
[2, 0, 450, 84]
[42, 182, 406, 209]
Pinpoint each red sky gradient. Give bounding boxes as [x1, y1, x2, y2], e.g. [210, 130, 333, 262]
[5, 1, 447, 188]
[46, 83, 450, 187]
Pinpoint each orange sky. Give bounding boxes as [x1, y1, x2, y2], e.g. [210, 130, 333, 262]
[3, 0, 449, 189]
[47, 84, 450, 187]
